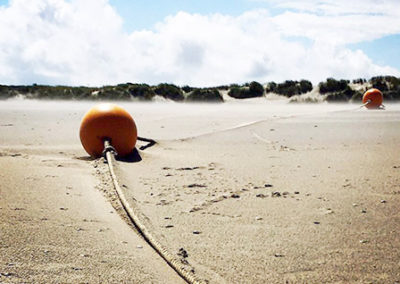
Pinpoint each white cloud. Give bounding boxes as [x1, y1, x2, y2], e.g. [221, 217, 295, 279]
[260, 0, 400, 17]
[0, 0, 399, 86]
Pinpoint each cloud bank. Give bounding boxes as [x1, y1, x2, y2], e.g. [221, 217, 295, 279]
[0, 0, 399, 86]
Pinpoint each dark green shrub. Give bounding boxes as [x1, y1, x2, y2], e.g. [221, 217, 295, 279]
[370, 76, 388, 92]
[275, 80, 297, 97]
[181, 85, 194, 93]
[228, 87, 241, 98]
[369, 76, 400, 100]
[319, 78, 350, 94]
[95, 86, 130, 100]
[270, 80, 312, 97]
[266, 82, 276, 93]
[228, 82, 264, 99]
[73, 86, 94, 99]
[299, 80, 313, 93]
[227, 87, 250, 99]
[370, 76, 399, 89]
[249, 81, 264, 97]
[154, 83, 184, 101]
[186, 88, 223, 102]
[383, 89, 400, 100]
[0, 85, 16, 99]
[385, 76, 400, 90]
[127, 84, 155, 100]
[325, 85, 355, 102]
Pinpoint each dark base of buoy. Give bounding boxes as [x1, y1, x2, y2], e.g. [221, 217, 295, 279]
[116, 148, 142, 163]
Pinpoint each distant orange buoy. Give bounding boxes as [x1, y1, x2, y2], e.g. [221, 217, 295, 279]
[362, 88, 383, 109]
[80, 103, 137, 157]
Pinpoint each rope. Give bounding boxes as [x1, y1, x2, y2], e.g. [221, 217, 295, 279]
[101, 100, 383, 282]
[137, 136, 157, 150]
[360, 100, 385, 110]
[103, 140, 206, 284]
[361, 100, 371, 108]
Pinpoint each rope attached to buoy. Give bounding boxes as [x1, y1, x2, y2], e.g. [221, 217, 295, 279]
[82, 96, 386, 283]
[361, 99, 385, 110]
[137, 136, 157, 150]
[103, 139, 205, 284]
[362, 88, 384, 109]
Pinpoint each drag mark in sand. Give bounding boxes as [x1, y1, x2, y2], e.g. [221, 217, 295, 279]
[251, 132, 273, 144]
[101, 147, 206, 284]
[175, 105, 365, 142]
[178, 119, 275, 141]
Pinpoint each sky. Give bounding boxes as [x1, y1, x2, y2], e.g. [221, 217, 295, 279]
[0, 0, 399, 87]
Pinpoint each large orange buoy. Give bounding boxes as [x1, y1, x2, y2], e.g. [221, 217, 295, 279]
[362, 88, 383, 109]
[80, 103, 137, 157]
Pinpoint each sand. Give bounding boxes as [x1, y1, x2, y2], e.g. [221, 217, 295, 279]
[1, 99, 400, 283]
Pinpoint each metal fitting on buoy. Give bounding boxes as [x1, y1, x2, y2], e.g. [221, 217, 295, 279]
[102, 139, 118, 158]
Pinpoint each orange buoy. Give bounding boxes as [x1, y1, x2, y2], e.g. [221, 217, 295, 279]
[80, 103, 137, 157]
[362, 88, 383, 109]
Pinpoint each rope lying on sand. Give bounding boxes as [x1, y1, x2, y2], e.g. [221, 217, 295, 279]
[101, 101, 382, 283]
[103, 140, 205, 284]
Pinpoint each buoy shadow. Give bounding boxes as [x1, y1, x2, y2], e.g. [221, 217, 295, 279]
[116, 148, 142, 163]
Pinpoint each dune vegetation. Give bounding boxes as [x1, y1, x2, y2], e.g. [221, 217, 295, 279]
[1, 76, 399, 103]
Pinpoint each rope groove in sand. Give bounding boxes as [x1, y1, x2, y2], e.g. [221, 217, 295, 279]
[103, 142, 206, 284]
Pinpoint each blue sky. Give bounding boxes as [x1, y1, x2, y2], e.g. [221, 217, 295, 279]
[349, 34, 400, 71]
[0, 0, 399, 86]
[108, 0, 281, 30]
[108, 0, 400, 71]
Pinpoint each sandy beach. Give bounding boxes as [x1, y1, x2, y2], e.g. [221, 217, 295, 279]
[1, 99, 400, 283]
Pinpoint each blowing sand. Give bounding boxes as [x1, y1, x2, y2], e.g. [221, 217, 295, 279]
[1, 99, 399, 283]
